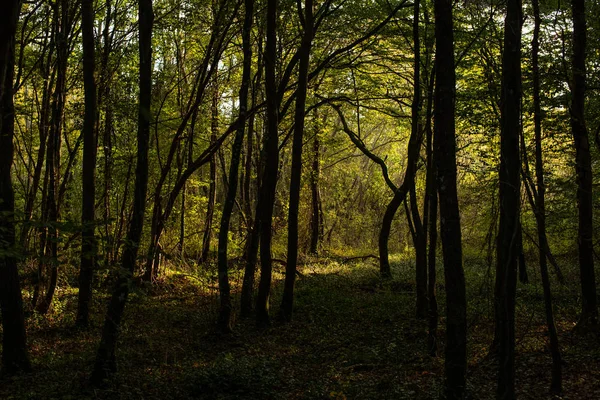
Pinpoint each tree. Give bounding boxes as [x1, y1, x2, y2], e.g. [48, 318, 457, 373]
[0, 0, 32, 375]
[91, 0, 154, 383]
[216, 0, 254, 332]
[571, 0, 597, 329]
[496, 0, 522, 398]
[76, 0, 98, 328]
[434, 0, 467, 397]
[530, 0, 562, 392]
[255, 0, 279, 327]
[280, 0, 314, 322]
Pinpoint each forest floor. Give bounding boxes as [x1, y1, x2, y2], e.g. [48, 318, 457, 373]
[1, 254, 599, 399]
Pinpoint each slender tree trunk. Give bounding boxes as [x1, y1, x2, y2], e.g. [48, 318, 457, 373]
[216, 0, 254, 332]
[570, 0, 597, 328]
[91, 0, 153, 384]
[434, 1, 467, 398]
[409, 0, 427, 321]
[280, 0, 313, 322]
[409, 183, 428, 319]
[0, 0, 32, 375]
[517, 223, 528, 284]
[240, 54, 263, 317]
[426, 167, 438, 356]
[37, 0, 70, 314]
[241, 199, 261, 317]
[200, 82, 219, 263]
[255, 0, 279, 327]
[424, 62, 438, 357]
[309, 117, 321, 255]
[20, 19, 54, 249]
[532, 0, 562, 392]
[496, 0, 522, 398]
[76, 0, 98, 328]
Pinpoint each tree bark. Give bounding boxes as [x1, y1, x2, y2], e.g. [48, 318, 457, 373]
[309, 112, 321, 255]
[76, 0, 98, 328]
[496, 0, 522, 398]
[532, 0, 562, 392]
[255, 0, 279, 327]
[91, 0, 153, 384]
[434, 0, 467, 398]
[200, 81, 219, 263]
[216, 0, 254, 333]
[280, 0, 313, 322]
[570, 0, 597, 328]
[0, 0, 32, 375]
[36, 0, 71, 314]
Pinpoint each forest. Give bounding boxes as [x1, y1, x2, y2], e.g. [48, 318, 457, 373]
[1, 0, 600, 398]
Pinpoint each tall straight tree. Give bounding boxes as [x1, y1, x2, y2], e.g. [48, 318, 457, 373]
[280, 0, 313, 322]
[36, 0, 72, 314]
[76, 0, 98, 328]
[570, 0, 597, 328]
[496, 0, 522, 398]
[255, 0, 279, 327]
[91, 0, 154, 384]
[408, 0, 427, 320]
[433, 0, 467, 398]
[200, 81, 219, 263]
[532, 0, 562, 392]
[0, 0, 31, 375]
[216, 0, 254, 333]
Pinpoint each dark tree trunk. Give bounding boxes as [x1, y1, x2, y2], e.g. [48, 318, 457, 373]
[255, 0, 279, 327]
[496, 0, 522, 398]
[37, 0, 71, 314]
[240, 35, 264, 318]
[91, 0, 153, 384]
[532, 0, 562, 392]
[409, 183, 428, 319]
[200, 82, 219, 263]
[309, 113, 321, 255]
[76, 0, 98, 328]
[426, 170, 438, 357]
[517, 223, 528, 284]
[20, 15, 54, 249]
[280, 0, 313, 322]
[241, 200, 261, 317]
[216, 0, 254, 333]
[571, 0, 597, 328]
[0, 0, 32, 375]
[433, 0, 467, 398]
[408, 0, 427, 320]
[424, 67, 437, 357]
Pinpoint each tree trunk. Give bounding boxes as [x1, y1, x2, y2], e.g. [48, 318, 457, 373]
[517, 223, 528, 284]
[280, 0, 313, 322]
[91, 0, 153, 384]
[76, 0, 98, 328]
[424, 60, 438, 357]
[409, 183, 428, 319]
[200, 81, 219, 263]
[255, 0, 279, 327]
[0, 0, 32, 375]
[240, 35, 264, 318]
[216, 0, 254, 333]
[433, 0, 467, 398]
[496, 0, 522, 398]
[309, 114, 321, 255]
[408, 0, 427, 321]
[570, 0, 597, 329]
[532, 0, 562, 392]
[37, 0, 71, 314]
